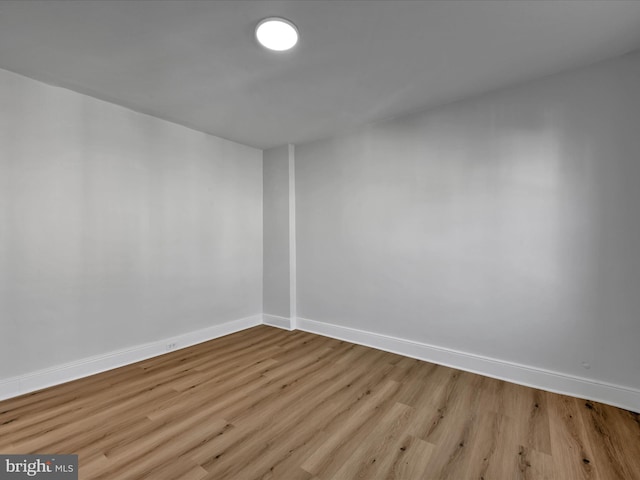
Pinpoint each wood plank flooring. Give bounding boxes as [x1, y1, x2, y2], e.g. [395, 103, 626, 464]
[1, 325, 638, 479]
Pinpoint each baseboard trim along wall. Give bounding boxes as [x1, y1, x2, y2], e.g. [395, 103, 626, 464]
[0, 314, 262, 402]
[2, 313, 638, 412]
[296, 317, 640, 413]
[262, 314, 294, 331]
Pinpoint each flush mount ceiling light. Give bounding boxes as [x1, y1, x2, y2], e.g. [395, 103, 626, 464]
[255, 17, 299, 51]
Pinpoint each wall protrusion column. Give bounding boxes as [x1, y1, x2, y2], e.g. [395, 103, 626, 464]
[288, 144, 297, 329]
[263, 144, 296, 330]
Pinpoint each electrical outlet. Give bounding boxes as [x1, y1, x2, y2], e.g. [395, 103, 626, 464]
[166, 342, 177, 351]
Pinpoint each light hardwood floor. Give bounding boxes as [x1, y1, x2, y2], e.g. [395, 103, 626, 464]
[1, 325, 638, 479]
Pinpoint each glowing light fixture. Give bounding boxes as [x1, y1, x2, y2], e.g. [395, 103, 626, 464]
[256, 17, 299, 51]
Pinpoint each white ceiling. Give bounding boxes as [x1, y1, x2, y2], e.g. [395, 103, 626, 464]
[1, 0, 640, 150]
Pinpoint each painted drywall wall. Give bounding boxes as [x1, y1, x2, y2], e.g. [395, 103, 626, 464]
[295, 51, 640, 392]
[263, 145, 290, 319]
[0, 68, 263, 379]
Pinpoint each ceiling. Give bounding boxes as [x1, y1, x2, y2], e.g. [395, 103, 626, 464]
[1, 1, 640, 150]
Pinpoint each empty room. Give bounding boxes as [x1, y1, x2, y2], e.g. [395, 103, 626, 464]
[1, 1, 640, 479]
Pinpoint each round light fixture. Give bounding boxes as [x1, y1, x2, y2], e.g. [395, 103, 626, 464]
[255, 17, 299, 51]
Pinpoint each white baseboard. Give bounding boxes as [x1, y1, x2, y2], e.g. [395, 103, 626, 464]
[297, 317, 640, 413]
[262, 314, 294, 331]
[3, 313, 638, 413]
[0, 314, 262, 402]
[0, 378, 19, 402]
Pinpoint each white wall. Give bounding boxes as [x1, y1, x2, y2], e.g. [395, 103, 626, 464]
[263, 145, 290, 319]
[0, 68, 263, 379]
[3, 50, 639, 410]
[295, 51, 640, 396]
